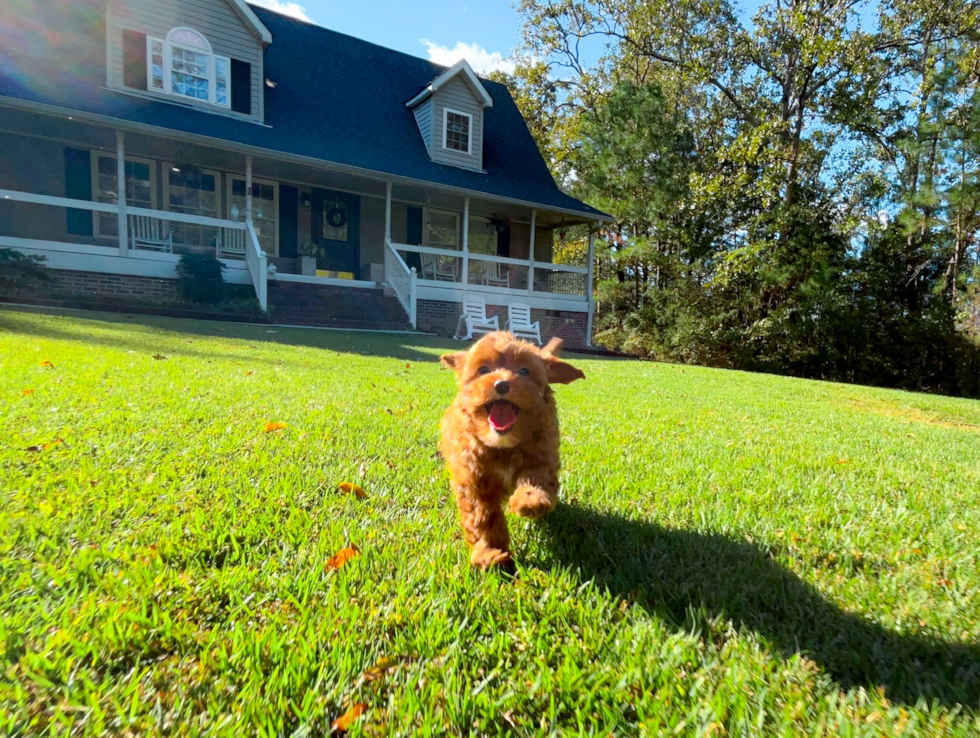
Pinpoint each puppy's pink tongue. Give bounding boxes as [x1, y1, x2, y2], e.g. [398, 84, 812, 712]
[488, 401, 517, 432]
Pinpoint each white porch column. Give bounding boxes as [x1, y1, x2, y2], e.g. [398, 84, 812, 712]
[527, 209, 536, 294]
[586, 222, 597, 346]
[244, 154, 253, 224]
[384, 182, 392, 243]
[462, 197, 470, 286]
[115, 130, 128, 256]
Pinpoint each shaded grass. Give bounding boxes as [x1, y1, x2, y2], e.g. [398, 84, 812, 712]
[1, 306, 979, 736]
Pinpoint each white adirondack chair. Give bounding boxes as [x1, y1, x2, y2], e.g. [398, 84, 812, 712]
[505, 302, 542, 345]
[129, 215, 173, 252]
[420, 253, 458, 282]
[455, 294, 499, 340]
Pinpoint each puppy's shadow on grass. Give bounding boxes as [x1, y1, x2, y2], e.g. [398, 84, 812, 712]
[536, 503, 980, 709]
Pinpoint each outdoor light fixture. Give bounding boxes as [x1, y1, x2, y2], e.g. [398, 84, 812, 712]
[490, 215, 509, 233]
[301, 192, 311, 207]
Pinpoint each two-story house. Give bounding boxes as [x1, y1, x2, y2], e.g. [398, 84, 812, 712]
[0, 0, 609, 345]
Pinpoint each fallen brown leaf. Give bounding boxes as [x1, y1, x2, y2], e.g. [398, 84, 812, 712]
[331, 703, 367, 733]
[245, 370, 254, 376]
[361, 655, 411, 683]
[21, 389, 34, 396]
[152, 354, 168, 361]
[264, 422, 288, 433]
[326, 545, 359, 571]
[338, 482, 367, 499]
[39, 360, 55, 369]
[24, 445, 42, 453]
[405, 363, 411, 369]
[44, 438, 64, 450]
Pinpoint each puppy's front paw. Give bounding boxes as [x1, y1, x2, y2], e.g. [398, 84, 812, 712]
[470, 543, 514, 572]
[508, 485, 556, 519]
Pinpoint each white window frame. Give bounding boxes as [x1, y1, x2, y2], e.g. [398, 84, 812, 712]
[226, 174, 279, 256]
[442, 108, 473, 155]
[90, 151, 158, 238]
[422, 207, 460, 250]
[163, 163, 222, 218]
[147, 27, 231, 108]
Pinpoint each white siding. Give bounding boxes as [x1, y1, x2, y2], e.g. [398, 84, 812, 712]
[106, 0, 264, 121]
[430, 76, 485, 171]
[413, 99, 433, 156]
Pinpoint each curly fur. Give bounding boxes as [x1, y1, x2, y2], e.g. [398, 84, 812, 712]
[439, 332, 585, 570]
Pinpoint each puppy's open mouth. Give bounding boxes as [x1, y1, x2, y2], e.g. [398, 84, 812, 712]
[485, 400, 519, 434]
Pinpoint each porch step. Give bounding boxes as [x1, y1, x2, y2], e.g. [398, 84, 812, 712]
[268, 280, 411, 330]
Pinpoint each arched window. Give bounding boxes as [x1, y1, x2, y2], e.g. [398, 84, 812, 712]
[148, 27, 229, 107]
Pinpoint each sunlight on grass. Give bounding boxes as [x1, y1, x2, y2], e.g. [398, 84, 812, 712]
[1, 307, 979, 735]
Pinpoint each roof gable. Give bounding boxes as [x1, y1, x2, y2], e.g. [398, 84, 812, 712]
[225, 0, 272, 44]
[406, 59, 493, 109]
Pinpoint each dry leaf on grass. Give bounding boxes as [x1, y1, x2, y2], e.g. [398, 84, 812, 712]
[24, 438, 63, 453]
[264, 422, 288, 433]
[245, 370, 254, 376]
[331, 703, 367, 733]
[326, 545, 359, 571]
[39, 360, 55, 369]
[21, 389, 34, 396]
[338, 482, 367, 499]
[361, 655, 411, 683]
[358, 462, 367, 479]
[152, 354, 168, 361]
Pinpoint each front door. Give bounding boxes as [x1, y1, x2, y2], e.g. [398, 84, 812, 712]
[311, 188, 360, 276]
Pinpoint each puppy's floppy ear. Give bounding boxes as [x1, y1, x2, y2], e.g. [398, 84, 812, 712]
[545, 356, 585, 384]
[542, 337, 564, 358]
[440, 352, 468, 376]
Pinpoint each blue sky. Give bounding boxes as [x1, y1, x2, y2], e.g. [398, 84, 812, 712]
[249, 0, 873, 74]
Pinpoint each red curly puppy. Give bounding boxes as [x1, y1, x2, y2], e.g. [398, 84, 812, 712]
[440, 331, 584, 570]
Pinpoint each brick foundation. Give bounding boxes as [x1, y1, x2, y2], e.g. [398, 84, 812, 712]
[417, 298, 589, 348]
[48, 269, 180, 301]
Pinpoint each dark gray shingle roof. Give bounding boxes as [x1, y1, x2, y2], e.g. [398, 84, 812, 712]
[0, 4, 607, 220]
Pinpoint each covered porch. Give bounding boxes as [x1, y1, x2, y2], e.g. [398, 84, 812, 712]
[0, 107, 599, 343]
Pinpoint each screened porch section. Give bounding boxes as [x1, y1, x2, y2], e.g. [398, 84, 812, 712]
[389, 200, 590, 302]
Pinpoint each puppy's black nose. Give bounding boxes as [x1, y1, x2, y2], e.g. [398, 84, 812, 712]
[494, 380, 510, 396]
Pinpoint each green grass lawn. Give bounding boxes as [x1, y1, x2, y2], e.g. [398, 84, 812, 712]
[2, 306, 979, 736]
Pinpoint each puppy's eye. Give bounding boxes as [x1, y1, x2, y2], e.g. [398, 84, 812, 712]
[477, 366, 490, 376]
[518, 368, 530, 377]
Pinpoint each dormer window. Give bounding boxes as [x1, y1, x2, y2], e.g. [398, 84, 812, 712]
[148, 28, 230, 108]
[444, 109, 472, 154]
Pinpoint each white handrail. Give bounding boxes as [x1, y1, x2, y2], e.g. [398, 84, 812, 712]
[388, 240, 588, 274]
[384, 237, 417, 328]
[0, 188, 247, 230]
[245, 221, 268, 312]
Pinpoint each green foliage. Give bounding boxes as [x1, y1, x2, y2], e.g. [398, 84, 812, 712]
[1, 309, 980, 734]
[176, 252, 225, 304]
[502, 0, 980, 396]
[0, 248, 49, 291]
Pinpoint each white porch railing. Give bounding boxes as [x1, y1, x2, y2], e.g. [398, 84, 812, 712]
[245, 220, 268, 312]
[384, 237, 417, 327]
[0, 188, 267, 310]
[389, 241, 589, 300]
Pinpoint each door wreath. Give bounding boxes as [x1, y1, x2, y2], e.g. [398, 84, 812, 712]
[326, 207, 348, 229]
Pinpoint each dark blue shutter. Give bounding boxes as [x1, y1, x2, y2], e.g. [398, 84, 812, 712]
[231, 60, 252, 114]
[279, 185, 298, 258]
[406, 207, 423, 245]
[405, 206, 423, 272]
[123, 30, 147, 89]
[64, 148, 93, 236]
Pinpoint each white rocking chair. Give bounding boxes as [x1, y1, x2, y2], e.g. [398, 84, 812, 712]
[481, 261, 510, 288]
[420, 253, 458, 282]
[129, 215, 173, 252]
[455, 294, 500, 340]
[505, 302, 542, 345]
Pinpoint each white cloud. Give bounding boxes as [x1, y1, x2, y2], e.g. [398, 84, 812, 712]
[249, 0, 310, 21]
[421, 39, 516, 75]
